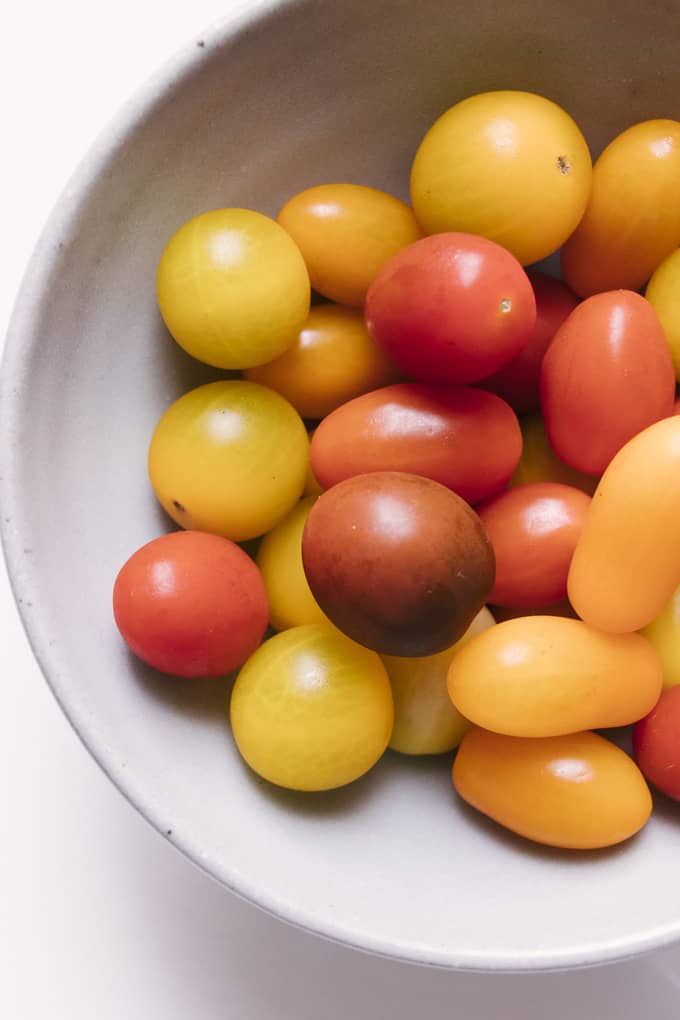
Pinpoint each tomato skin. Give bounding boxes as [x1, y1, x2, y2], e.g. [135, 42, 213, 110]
[633, 687, 680, 800]
[277, 183, 423, 308]
[478, 483, 591, 608]
[301, 472, 495, 657]
[453, 728, 652, 850]
[245, 304, 401, 419]
[156, 209, 310, 369]
[365, 233, 536, 385]
[481, 272, 579, 413]
[113, 531, 269, 677]
[641, 586, 680, 690]
[410, 90, 592, 266]
[646, 248, 680, 381]
[561, 119, 680, 297]
[510, 413, 598, 494]
[310, 383, 522, 504]
[230, 624, 394, 791]
[541, 290, 675, 475]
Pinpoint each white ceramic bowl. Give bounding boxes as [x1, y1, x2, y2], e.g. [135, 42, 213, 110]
[3, 0, 680, 972]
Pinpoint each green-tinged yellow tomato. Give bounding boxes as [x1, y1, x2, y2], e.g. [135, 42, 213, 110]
[641, 585, 680, 689]
[246, 304, 401, 419]
[448, 616, 662, 737]
[148, 380, 308, 541]
[382, 607, 494, 756]
[256, 497, 330, 631]
[453, 728, 652, 850]
[646, 248, 680, 380]
[510, 413, 598, 494]
[156, 208, 310, 369]
[410, 91, 592, 265]
[230, 624, 394, 791]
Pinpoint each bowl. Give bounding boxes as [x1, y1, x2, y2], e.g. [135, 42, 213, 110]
[2, 0, 680, 972]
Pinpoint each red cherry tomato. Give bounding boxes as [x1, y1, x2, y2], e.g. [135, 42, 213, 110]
[365, 233, 536, 384]
[309, 383, 522, 504]
[113, 531, 269, 677]
[633, 686, 680, 800]
[541, 290, 675, 475]
[477, 483, 591, 608]
[481, 272, 579, 413]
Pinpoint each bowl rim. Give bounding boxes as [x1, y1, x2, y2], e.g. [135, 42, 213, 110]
[2, 0, 680, 972]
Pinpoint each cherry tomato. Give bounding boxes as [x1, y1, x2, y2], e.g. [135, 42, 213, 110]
[365, 233, 536, 384]
[477, 483, 591, 608]
[156, 209, 310, 368]
[481, 272, 579, 413]
[646, 248, 680, 380]
[633, 687, 680, 800]
[510, 413, 597, 494]
[410, 90, 592, 265]
[641, 586, 680, 689]
[148, 380, 309, 541]
[113, 531, 268, 677]
[568, 417, 680, 633]
[562, 120, 680, 297]
[382, 607, 494, 756]
[245, 304, 400, 419]
[277, 183, 423, 308]
[256, 496, 331, 631]
[541, 291, 675, 475]
[453, 728, 652, 850]
[310, 383, 522, 504]
[230, 624, 394, 791]
[448, 615, 662, 737]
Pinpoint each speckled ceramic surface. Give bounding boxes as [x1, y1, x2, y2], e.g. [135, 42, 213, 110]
[2, 0, 680, 971]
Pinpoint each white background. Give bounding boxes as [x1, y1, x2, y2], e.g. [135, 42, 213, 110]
[2, 2, 680, 1016]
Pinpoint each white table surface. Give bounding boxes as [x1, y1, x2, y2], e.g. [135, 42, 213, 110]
[2, 3, 680, 1016]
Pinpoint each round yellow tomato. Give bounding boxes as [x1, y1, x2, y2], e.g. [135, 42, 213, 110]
[641, 585, 680, 689]
[277, 183, 423, 308]
[510, 413, 597, 494]
[148, 380, 308, 541]
[156, 208, 310, 368]
[562, 120, 680, 296]
[646, 248, 680, 379]
[230, 624, 394, 791]
[256, 496, 330, 631]
[246, 304, 400, 419]
[381, 607, 494, 756]
[410, 90, 592, 265]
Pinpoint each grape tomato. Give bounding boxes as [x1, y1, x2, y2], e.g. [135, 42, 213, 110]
[633, 687, 680, 801]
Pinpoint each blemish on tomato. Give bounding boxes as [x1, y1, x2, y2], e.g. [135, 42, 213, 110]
[557, 155, 571, 175]
[499, 298, 512, 314]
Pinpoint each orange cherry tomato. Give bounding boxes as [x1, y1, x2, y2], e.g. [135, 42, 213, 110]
[453, 728, 652, 849]
[477, 483, 591, 608]
[633, 687, 680, 800]
[277, 183, 423, 308]
[561, 119, 680, 297]
[510, 414, 598, 494]
[245, 304, 400, 419]
[113, 531, 269, 677]
[541, 290, 675, 475]
[310, 383, 522, 504]
[568, 416, 680, 633]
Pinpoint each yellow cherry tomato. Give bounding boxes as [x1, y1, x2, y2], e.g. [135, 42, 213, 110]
[448, 616, 662, 738]
[148, 380, 308, 541]
[256, 496, 330, 631]
[277, 183, 423, 308]
[245, 304, 401, 419]
[410, 90, 592, 266]
[646, 248, 680, 379]
[453, 728, 652, 850]
[568, 416, 680, 633]
[562, 120, 680, 296]
[230, 624, 394, 791]
[641, 585, 680, 689]
[382, 607, 494, 756]
[510, 413, 598, 494]
[156, 208, 310, 369]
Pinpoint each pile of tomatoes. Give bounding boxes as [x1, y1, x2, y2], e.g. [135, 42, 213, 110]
[112, 89, 680, 851]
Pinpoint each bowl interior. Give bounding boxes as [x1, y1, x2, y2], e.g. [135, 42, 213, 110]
[3, 0, 680, 971]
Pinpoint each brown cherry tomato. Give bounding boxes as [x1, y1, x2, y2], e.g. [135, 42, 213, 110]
[310, 383, 522, 504]
[633, 687, 680, 800]
[477, 482, 591, 608]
